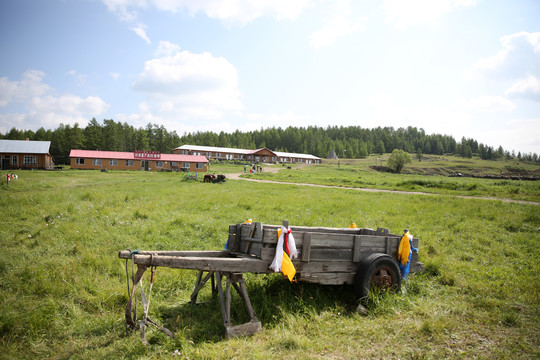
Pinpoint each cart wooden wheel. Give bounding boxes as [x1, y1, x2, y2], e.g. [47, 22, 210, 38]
[354, 253, 401, 299]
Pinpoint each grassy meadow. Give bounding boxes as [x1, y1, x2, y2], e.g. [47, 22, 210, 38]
[243, 156, 540, 202]
[1, 165, 539, 359]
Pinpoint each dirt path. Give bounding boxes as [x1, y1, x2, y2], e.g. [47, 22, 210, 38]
[226, 172, 539, 206]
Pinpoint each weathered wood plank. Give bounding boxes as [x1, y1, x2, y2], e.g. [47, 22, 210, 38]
[353, 235, 362, 263]
[297, 272, 355, 285]
[310, 233, 355, 249]
[225, 321, 262, 338]
[309, 249, 352, 261]
[214, 272, 229, 327]
[228, 225, 237, 252]
[119, 250, 232, 259]
[294, 261, 357, 273]
[126, 254, 271, 273]
[225, 274, 231, 326]
[262, 229, 279, 244]
[233, 275, 258, 321]
[260, 248, 275, 261]
[301, 232, 311, 262]
[263, 224, 380, 235]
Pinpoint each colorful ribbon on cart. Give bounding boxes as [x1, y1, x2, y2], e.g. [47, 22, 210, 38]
[269, 225, 298, 281]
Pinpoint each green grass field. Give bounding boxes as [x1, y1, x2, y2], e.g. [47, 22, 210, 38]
[242, 156, 540, 202]
[1, 165, 539, 359]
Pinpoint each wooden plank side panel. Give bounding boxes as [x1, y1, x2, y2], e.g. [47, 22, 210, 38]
[260, 248, 276, 261]
[294, 261, 357, 273]
[301, 232, 311, 262]
[262, 229, 279, 245]
[357, 235, 392, 248]
[353, 235, 362, 263]
[297, 272, 355, 285]
[310, 233, 355, 249]
[228, 225, 238, 252]
[309, 249, 352, 262]
[262, 224, 378, 236]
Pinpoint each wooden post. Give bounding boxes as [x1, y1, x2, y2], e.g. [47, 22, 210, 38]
[190, 271, 214, 304]
[215, 271, 230, 327]
[225, 273, 231, 327]
[301, 232, 311, 262]
[353, 235, 362, 263]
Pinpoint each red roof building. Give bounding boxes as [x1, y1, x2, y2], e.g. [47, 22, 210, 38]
[69, 149, 208, 172]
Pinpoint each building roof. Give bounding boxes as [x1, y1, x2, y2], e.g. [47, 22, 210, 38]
[175, 144, 321, 160]
[0, 139, 51, 154]
[175, 144, 259, 155]
[69, 149, 208, 163]
[274, 151, 321, 160]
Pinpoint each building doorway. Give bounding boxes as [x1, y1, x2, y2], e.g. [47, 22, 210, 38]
[2, 156, 9, 170]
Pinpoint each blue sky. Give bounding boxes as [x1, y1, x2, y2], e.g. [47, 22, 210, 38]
[0, 0, 539, 154]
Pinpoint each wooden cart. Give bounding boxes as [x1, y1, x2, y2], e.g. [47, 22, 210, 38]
[118, 220, 423, 340]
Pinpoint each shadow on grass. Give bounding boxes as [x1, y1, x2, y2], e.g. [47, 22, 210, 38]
[157, 274, 358, 343]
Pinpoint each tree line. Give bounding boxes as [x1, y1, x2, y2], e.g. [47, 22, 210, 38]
[2, 119, 538, 164]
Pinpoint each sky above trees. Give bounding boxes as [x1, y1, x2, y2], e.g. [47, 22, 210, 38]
[0, 0, 539, 154]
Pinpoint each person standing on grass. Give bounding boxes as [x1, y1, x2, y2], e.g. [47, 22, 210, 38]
[397, 229, 418, 280]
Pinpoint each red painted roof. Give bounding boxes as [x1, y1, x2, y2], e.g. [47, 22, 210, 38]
[69, 149, 208, 163]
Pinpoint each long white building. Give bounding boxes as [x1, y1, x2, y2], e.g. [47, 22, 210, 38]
[173, 145, 321, 164]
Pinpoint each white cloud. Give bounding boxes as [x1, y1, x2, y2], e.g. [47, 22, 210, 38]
[469, 32, 540, 80]
[67, 70, 88, 86]
[0, 70, 51, 107]
[310, 13, 367, 48]
[467, 96, 516, 112]
[505, 75, 540, 101]
[466, 32, 540, 106]
[0, 71, 108, 131]
[130, 24, 151, 44]
[110, 72, 121, 80]
[155, 40, 181, 57]
[131, 43, 243, 120]
[474, 118, 540, 154]
[382, 0, 478, 29]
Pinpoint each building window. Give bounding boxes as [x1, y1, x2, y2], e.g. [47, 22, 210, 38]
[272, 156, 276, 162]
[93, 159, 102, 165]
[76, 158, 85, 165]
[109, 159, 118, 166]
[171, 161, 177, 167]
[12, 155, 17, 166]
[182, 162, 190, 169]
[156, 161, 164, 167]
[126, 160, 134, 167]
[216, 153, 221, 157]
[196, 163, 204, 169]
[24, 156, 36, 165]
